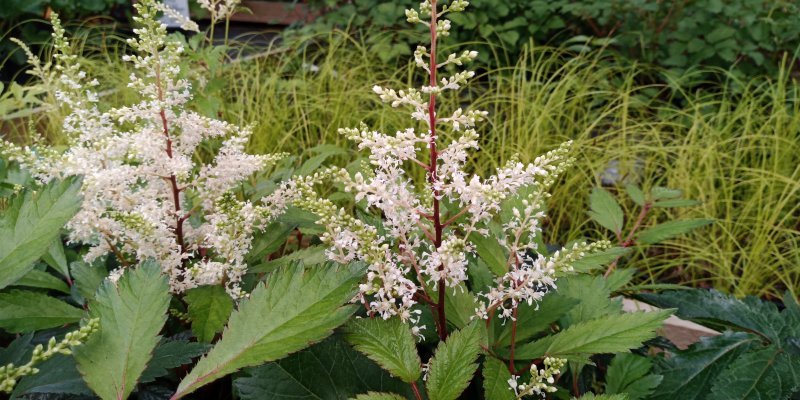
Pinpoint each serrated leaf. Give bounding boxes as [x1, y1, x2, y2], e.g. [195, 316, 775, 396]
[344, 317, 422, 383]
[650, 332, 759, 400]
[71, 261, 107, 301]
[707, 345, 800, 400]
[637, 289, 785, 343]
[139, 339, 210, 384]
[470, 232, 508, 276]
[426, 323, 482, 400]
[234, 335, 416, 400]
[587, 187, 624, 235]
[185, 285, 234, 342]
[482, 357, 514, 400]
[636, 219, 713, 245]
[174, 262, 363, 399]
[74, 262, 171, 400]
[0, 177, 83, 289]
[12, 269, 70, 293]
[649, 187, 682, 200]
[557, 274, 622, 325]
[495, 292, 578, 347]
[605, 353, 662, 400]
[352, 393, 406, 400]
[625, 184, 646, 206]
[571, 247, 630, 273]
[0, 290, 83, 333]
[605, 268, 636, 292]
[512, 311, 671, 360]
[42, 240, 70, 280]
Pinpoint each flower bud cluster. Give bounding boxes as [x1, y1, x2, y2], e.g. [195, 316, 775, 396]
[0, 319, 99, 394]
[508, 357, 567, 398]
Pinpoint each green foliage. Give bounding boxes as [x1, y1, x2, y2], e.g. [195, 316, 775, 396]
[12, 269, 70, 293]
[636, 220, 714, 245]
[184, 285, 234, 343]
[482, 357, 514, 400]
[425, 323, 483, 400]
[0, 176, 82, 289]
[344, 317, 422, 384]
[304, 0, 800, 82]
[0, 290, 83, 333]
[588, 187, 624, 236]
[74, 262, 170, 400]
[604, 353, 662, 400]
[511, 310, 672, 362]
[173, 262, 363, 399]
[234, 335, 415, 400]
[139, 340, 210, 384]
[644, 289, 800, 400]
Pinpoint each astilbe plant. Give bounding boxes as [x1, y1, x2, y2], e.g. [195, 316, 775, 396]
[284, 0, 610, 396]
[1, 0, 291, 298]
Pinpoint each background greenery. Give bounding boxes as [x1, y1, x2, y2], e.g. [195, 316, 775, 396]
[1, 1, 798, 301]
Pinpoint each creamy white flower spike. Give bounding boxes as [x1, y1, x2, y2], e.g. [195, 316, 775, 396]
[278, 0, 603, 337]
[1, 0, 288, 297]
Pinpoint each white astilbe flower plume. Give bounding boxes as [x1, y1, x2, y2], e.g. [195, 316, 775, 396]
[273, 0, 610, 338]
[1, 0, 289, 298]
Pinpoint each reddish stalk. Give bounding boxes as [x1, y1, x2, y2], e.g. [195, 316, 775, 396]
[154, 56, 187, 260]
[605, 202, 652, 277]
[425, 0, 447, 341]
[410, 382, 424, 400]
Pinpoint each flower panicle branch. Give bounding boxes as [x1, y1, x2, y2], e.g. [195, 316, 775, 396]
[0, 319, 100, 394]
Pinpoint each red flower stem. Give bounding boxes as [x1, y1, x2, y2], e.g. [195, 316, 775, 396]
[154, 53, 187, 260]
[411, 382, 424, 400]
[427, 0, 448, 342]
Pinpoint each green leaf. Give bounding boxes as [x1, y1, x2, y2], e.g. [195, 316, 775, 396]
[344, 317, 422, 383]
[571, 247, 630, 273]
[605, 353, 662, 400]
[248, 245, 327, 274]
[707, 345, 800, 400]
[426, 323, 483, 400]
[512, 311, 672, 360]
[637, 289, 785, 342]
[74, 261, 171, 400]
[482, 357, 515, 400]
[470, 232, 508, 276]
[234, 335, 415, 400]
[139, 339, 210, 384]
[0, 290, 83, 333]
[636, 219, 713, 245]
[625, 184, 646, 207]
[441, 284, 478, 330]
[649, 187, 682, 200]
[185, 285, 234, 343]
[0, 177, 83, 289]
[587, 187, 624, 235]
[352, 393, 407, 400]
[71, 261, 107, 301]
[557, 274, 622, 325]
[12, 268, 69, 293]
[174, 262, 362, 399]
[650, 332, 759, 400]
[42, 239, 70, 280]
[495, 292, 578, 347]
